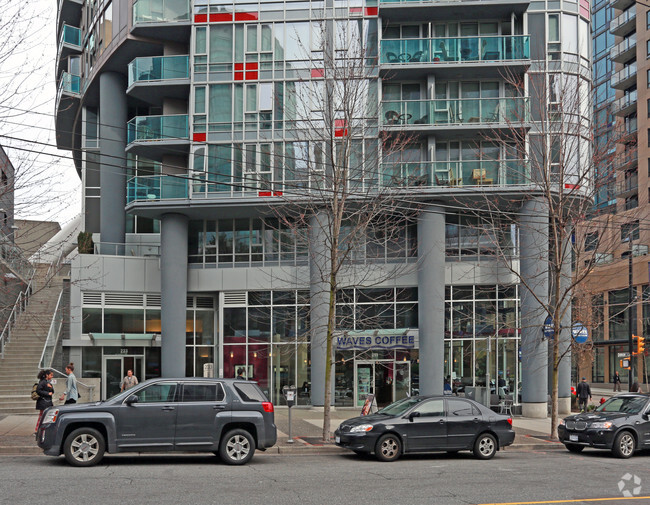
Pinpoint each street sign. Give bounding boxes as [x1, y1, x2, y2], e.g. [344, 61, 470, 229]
[543, 316, 554, 339]
[572, 323, 588, 344]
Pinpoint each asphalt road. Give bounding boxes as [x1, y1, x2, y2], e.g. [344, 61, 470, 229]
[2, 449, 650, 505]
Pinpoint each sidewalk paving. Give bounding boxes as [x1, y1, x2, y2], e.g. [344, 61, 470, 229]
[0, 405, 566, 457]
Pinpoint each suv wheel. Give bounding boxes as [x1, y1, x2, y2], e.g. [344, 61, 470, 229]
[219, 429, 255, 465]
[375, 434, 402, 462]
[612, 431, 635, 459]
[473, 433, 497, 460]
[63, 427, 106, 467]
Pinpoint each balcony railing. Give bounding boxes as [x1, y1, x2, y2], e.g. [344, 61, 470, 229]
[58, 72, 81, 95]
[610, 35, 636, 61]
[128, 55, 189, 86]
[127, 115, 189, 144]
[380, 36, 530, 64]
[133, 0, 190, 23]
[127, 175, 188, 203]
[616, 174, 638, 196]
[611, 91, 637, 115]
[611, 62, 637, 88]
[380, 160, 530, 187]
[610, 8, 636, 35]
[60, 24, 81, 48]
[381, 97, 529, 127]
[613, 150, 638, 171]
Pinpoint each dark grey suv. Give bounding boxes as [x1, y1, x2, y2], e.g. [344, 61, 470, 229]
[37, 378, 277, 466]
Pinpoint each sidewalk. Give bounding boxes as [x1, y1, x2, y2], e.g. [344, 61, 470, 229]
[0, 406, 564, 456]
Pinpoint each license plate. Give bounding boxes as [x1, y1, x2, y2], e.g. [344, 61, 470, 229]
[335, 436, 340, 444]
[569, 435, 578, 442]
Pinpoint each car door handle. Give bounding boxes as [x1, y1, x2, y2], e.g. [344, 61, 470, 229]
[213, 405, 226, 410]
[161, 406, 175, 411]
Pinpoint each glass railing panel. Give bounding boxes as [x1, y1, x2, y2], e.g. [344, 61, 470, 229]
[128, 55, 190, 86]
[127, 115, 189, 143]
[61, 25, 81, 47]
[133, 0, 190, 23]
[60, 72, 81, 94]
[127, 175, 189, 202]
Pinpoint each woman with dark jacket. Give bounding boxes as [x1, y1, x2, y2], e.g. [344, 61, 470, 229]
[35, 369, 54, 433]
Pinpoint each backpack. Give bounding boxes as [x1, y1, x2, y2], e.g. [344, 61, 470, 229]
[31, 383, 39, 401]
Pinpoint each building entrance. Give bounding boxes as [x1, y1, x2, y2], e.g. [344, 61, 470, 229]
[355, 360, 410, 408]
[103, 355, 144, 399]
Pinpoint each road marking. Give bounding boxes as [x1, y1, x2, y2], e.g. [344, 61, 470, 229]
[479, 497, 650, 505]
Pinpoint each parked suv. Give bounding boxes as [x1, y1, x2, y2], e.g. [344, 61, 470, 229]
[37, 378, 277, 467]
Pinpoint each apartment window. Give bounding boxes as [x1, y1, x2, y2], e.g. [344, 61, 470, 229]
[647, 39, 650, 58]
[585, 231, 598, 251]
[648, 69, 650, 88]
[648, 98, 650, 117]
[621, 220, 640, 241]
[647, 10, 650, 29]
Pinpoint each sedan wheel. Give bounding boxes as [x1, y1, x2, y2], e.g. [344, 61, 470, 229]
[63, 428, 105, 467]
[219, 429, 255, 465]
[473, 433, 497, 460]
[612, 431, 635, 459]
[375, 434, 402, 462]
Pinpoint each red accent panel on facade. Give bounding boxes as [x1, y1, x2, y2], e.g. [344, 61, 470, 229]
[235, 63, 244, 70]
[245, 62, 258, 70]
[245, 71, 258, 80]
[365, 7, 378, 15]
[234, 72, 244, 80]
[234, 12, 259, 21]
[194, 14, 208, 23]
[334, 119, 348, 137]
[564, 184, 580, 190]
[350, 7, 363, 13]
[273, 191, 283, 196]
[311, 68, 324, 78]
[193, 133, 206, 142]
[259, 191, 272, 197]
[209, 13, 233, 22]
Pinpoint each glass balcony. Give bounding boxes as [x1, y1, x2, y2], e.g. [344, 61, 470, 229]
[60, 25, 81, 48]
[127, 175, 188, 203]
[616, 173, 638, 197]
[127, 115, 189, 144]
[611, 91, 637, 116]
[610, 8, 636, 36]
[380, 160, 530, 188]
[58, 72, 81, 95]
[612, 149, 638, 171]
[128, 55, 189, 86]
[381, 97, 529, 127]
[611, 62, 637, 89]
[380, 36, 530, 64]
[133, 0, 190, 23]
[610, 35, 636, 62]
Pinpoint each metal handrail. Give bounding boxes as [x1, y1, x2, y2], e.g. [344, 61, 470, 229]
[44, 249, 67, 282]
[0, 277, 34, 358]
[38, 290, 64, 370]
[49, 367, 96, 403]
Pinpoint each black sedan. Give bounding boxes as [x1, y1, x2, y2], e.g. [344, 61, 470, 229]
[334, 395, 515, 462]
[558, 393, 650, 458]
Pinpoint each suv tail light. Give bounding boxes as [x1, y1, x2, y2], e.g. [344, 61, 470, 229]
[507, 417, 513, 426]
[262, 402, 274, 413]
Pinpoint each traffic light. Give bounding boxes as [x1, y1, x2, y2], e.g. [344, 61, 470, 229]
[632, 335, 641, 355]
[638, 336, 645, 355]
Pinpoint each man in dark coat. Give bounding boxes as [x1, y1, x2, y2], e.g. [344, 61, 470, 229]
[576, 377, 592, 412]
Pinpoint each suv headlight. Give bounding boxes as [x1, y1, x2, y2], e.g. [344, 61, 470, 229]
[590, 421, 613, 429]
[42, 409, 59, 425]
[350, 424, 374, 433]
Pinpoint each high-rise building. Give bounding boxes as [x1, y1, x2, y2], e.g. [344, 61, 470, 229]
[55, 0, 590, 417]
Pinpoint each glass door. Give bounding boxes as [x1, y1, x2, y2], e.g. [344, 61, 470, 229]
[103, 355, 144, 400]
[356, 362, 373, 407]
[394, 362, 411, 401]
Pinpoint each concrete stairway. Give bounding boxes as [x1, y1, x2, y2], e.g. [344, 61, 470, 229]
[0, 265, 65, 415]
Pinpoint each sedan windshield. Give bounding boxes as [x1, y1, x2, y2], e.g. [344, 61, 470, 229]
[596, 396, 648, 415]
[377, 396, 427, 416]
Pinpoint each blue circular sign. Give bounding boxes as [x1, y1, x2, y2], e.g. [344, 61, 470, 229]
[543, 315, 554, 339]
[572, 323, 588, 344]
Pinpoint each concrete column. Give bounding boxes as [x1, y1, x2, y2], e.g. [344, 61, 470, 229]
[520, 198, 549, 418]
[99, 72, 127, 253]
[160, 213, 189, 377]
[309, 210, 333, 406]
[417, 205, 445, 395]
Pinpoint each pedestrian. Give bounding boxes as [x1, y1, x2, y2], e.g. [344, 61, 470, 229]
[443, 376, 452, 395]
[120, 369, 139, 392]
[613, 371, 622, 392]
[631, 380, 643, 393]
[35, 369, 54, 433]
[59, 363, 78, 404]
[576, 377, 592, 413]
[236, 367, 245, 380]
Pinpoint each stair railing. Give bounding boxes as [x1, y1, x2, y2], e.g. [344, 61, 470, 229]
[38, 290, 64, 370]
[44, 248, 67, 284]
[50, 367, 96, 403]
[0, 276, 34, 358]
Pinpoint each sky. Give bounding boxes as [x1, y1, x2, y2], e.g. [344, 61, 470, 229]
[0, 0, 81, 228]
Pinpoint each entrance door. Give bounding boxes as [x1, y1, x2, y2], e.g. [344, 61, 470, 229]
[104, 356, 144, 399]
[355, 360, 410, 408]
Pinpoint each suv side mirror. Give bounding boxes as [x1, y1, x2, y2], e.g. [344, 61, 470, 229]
[125, 395, 139, 405]
[408, 411, 420, 421]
